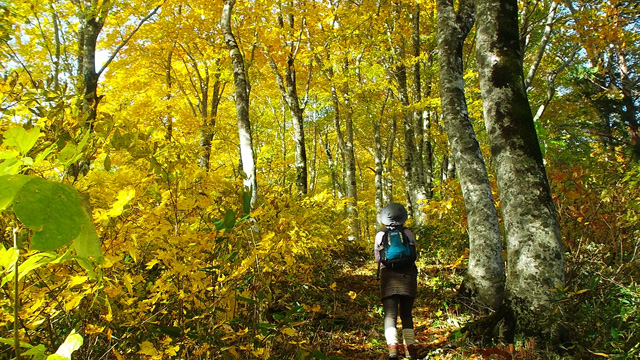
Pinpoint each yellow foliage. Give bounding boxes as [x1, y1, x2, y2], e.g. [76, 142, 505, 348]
[138, 341, 160, 357]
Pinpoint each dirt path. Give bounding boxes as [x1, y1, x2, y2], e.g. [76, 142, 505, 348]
[319, 260, 462, 359]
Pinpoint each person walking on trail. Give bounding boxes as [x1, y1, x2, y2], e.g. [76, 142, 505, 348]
[375, 203, 419, 359]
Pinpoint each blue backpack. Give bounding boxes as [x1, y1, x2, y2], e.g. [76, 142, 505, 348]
[380, 227, 416, 269]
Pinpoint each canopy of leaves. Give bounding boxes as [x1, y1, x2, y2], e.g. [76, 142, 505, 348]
[0, 0, 638, 358]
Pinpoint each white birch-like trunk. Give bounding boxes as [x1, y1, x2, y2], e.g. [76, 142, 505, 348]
[222, 0, 258, 208]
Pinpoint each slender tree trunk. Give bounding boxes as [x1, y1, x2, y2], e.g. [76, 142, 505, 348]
[80, 6, 105, 128]
[165, 49, 174, 141]
[222, 0, 258, 208]
[269, 57, 308, 194]
[475, 0, 564, 338]
[532, 48, 577, 122]
[311, 118, 318, 193]
[437, 0, 504, 312]
[196, 59, 223, 171]
[374, 113, 384, 214]
[342, 75, 361, 241]
[383, 116, 397, 204]
[423, 70, 435, 195]
[374, 92, 390, 217]
[281, 104, 287, 187]
[324, 132, 339, 197]
[524, 0, 559, 89]
[394, 58, 417, 211]
[424, 110, 434, 194]
[411, 5, 430, 205]
[329, 68, 347, 196]
[50, 4, 61, 91]
[392, 26, 428, 223]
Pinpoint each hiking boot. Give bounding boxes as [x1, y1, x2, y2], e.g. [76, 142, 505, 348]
[404, 344, 418, 359]
[388, 344, 399, 359]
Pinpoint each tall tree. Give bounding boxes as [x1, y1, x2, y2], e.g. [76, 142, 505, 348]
[342, 60, 361, 241]
[373, 91, 392, 215]
[410, 4, 432, 201]
[437, 0, 504, 312]
[267, 2, 311, 195]
[475, 0, 564, 338]
[221, 0, 258, 207]
[387, 3, 429, 222]
[178, 45, 225, 170]
[73, 0, 162, 127]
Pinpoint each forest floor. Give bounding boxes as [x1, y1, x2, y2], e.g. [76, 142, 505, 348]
[314, 258, 485, 360]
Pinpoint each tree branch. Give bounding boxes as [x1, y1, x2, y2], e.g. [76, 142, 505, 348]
[97, 1, 165, 77]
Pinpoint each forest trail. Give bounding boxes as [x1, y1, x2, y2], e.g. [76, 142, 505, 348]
[322, 260, 460, 359]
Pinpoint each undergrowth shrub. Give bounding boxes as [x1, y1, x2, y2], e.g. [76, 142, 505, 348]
[0, 142, 368, 360]
[559, 244, 640, 359]
[550, 162, 640, 358]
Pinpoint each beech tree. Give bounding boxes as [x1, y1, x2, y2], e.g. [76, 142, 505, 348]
[437, 0, 504, 312]
[475, 0, 564, 337]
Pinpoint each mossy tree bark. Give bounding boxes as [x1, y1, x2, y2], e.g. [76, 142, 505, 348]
[437, 0, 504, 312]
[474, 0, 564, 338]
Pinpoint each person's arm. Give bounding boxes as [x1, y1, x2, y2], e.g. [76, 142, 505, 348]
[374, 231, 385, 264]
[403, 228, 416, 244]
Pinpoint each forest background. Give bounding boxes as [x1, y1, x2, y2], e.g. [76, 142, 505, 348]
[0, 0, 639, 359]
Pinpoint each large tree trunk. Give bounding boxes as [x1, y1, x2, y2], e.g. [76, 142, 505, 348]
[222, 0, 258, 208]
[618, 51, 640, 160]
[437, 0, 504, 312]
[475, 0, 564, 338]
[70, 0, 160, 179]
[75, 0, 160, 129]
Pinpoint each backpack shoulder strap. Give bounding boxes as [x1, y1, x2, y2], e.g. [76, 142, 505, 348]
[392, 226, 408, 244]
[379, 227, 391, 245]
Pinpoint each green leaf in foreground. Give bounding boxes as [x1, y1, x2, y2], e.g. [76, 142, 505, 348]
[0, 174, 31, 210]
[12, 177, 84, 251]
[223, 209, 236, 229]
[3, 126, 40, 155]
[73, 209, 104, 262]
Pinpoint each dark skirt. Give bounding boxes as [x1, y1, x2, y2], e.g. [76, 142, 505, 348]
[379, 265, 418, 300]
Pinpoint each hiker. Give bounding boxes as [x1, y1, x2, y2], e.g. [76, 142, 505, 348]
[375, 203, 419, 360]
